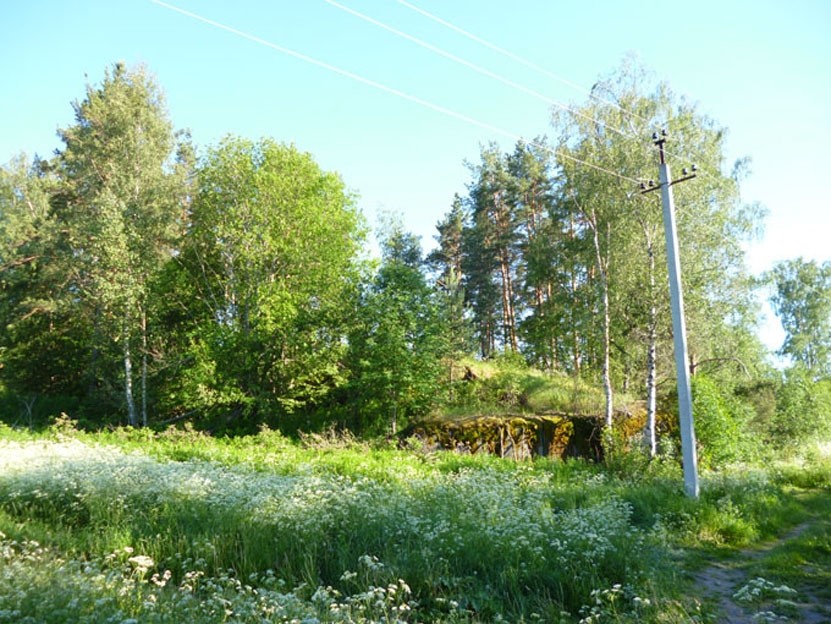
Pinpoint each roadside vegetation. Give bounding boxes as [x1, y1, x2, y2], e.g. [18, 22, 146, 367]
[1, 421, 829, 623]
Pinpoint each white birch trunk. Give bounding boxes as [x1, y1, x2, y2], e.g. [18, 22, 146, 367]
[592, 218, 614, 428]
[645, 237, 658, 457]
[141, 307, 148, 428]
[123, 323, 137, 427]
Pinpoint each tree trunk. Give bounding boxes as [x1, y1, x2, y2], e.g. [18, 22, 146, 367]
[140, 306, 148, 428]
[499, 253, 518, 352]
[568, 214, 582, 376]
[591, 216, 614, 428]
[479, 316, 494, 359]
[571, 268, 582, 376]
[645, 239, 658, 457]
[123, 322, 137, 427]
[87, 307, 102, 400]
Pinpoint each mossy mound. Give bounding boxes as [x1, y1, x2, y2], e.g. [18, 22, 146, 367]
[404, 411, 649, 461]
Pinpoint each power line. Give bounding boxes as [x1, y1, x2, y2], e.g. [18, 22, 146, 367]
[150, 0, 641, 186]
[150, 2, 513, 135]
[397, 0, 721, 183]
[397, 0, 653, 129]
[323, 0, 633, 143]
[328, 0, 717, 185]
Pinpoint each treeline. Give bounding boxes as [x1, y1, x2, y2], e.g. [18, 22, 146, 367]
[430, 63, 769, 453]
[1, 61, 829, 449]
[0, 63, 442, 434]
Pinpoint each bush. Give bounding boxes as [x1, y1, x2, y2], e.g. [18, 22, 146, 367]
[691, 376, 758, 468]
[771, 367, 831, 449]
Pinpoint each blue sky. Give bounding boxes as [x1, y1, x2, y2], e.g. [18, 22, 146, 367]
[2, 0, 830, 352]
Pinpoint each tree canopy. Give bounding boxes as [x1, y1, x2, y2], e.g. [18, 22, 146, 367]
[167, 136, 365, 423]
[7, 58, 827, 457]
[767, 257, 831, 375]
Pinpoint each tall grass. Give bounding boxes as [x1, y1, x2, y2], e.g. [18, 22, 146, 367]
[0, 423, 825, 622]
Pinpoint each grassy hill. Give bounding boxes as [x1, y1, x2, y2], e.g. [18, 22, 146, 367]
[435, 358, 620, 419]
[408, 359, 644, 460]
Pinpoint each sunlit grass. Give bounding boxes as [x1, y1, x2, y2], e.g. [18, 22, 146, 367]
[430, 358, 625, 421]
[0, 424, 827, 622]
[745, 490, 831, 604]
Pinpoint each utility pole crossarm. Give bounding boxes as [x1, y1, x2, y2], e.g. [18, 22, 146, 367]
[639, 134, 698, 195]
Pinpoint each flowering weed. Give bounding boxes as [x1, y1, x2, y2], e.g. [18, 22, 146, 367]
[0, 431, 820, 622]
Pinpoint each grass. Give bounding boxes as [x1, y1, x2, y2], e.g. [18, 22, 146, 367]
[0, 421, 829, 623]
[743, 488, 831, 606]
[436, 358, 630, 420]
[675, 487, 831, 623]
[766, 506, 831, 590]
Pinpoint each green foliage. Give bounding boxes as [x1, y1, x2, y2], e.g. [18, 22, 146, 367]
[425, 58, 768, 449]
[54, 62, 188, 426]
[0, 433, 654, 621]
[168, 136, 364, 427]
[767, 257, 831, 374]
[691, 375, 758, 468]
[0, 157, 88, 405]
[771, 367, 831, 449]
[2, 428, 827, 623]
[773, 443, 831, 489]
[476, 353, 530, 408]
[437, 356, 608, 421]
[0, 57, 803, 466]
[742, 489, 831, 608]
[0, 63, 189, 427]
[3, 54, 831, 622]
[344, 224, 445, 434]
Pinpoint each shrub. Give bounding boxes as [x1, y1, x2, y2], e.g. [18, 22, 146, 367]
[771, 367, 831, 449]
[691, 376, 758, 468]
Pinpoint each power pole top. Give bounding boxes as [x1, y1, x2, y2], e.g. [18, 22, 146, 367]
[653, 130, 667, 164]
[641, 131, 697, 194]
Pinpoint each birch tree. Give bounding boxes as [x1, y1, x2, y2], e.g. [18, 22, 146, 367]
[553, 59, 762, 448]
[54, 62, 187, 426]
[176, 137, 364, 423]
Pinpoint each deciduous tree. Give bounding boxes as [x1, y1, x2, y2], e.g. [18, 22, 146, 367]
[54, 63, 188, 426]
[176, 136, 364, 423]
[768, 257, 831, 375]
[346, 224, 444, 433]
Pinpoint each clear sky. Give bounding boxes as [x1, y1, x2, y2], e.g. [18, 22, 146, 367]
[2, 0, 830, 353]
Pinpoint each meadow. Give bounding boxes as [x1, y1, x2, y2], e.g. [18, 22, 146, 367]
[0, 421, 829, 623]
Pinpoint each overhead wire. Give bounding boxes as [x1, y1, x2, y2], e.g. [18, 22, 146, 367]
[149, 0, 641, 186]
[396, 0, 723, 184]
[324, 0, 707, 186]
[150, 2, 516, 136]
[397, 0, 653, 130]
[322, 0, 634, 144]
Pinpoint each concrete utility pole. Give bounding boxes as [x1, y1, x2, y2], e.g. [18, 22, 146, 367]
[641, 130, 700, 498]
